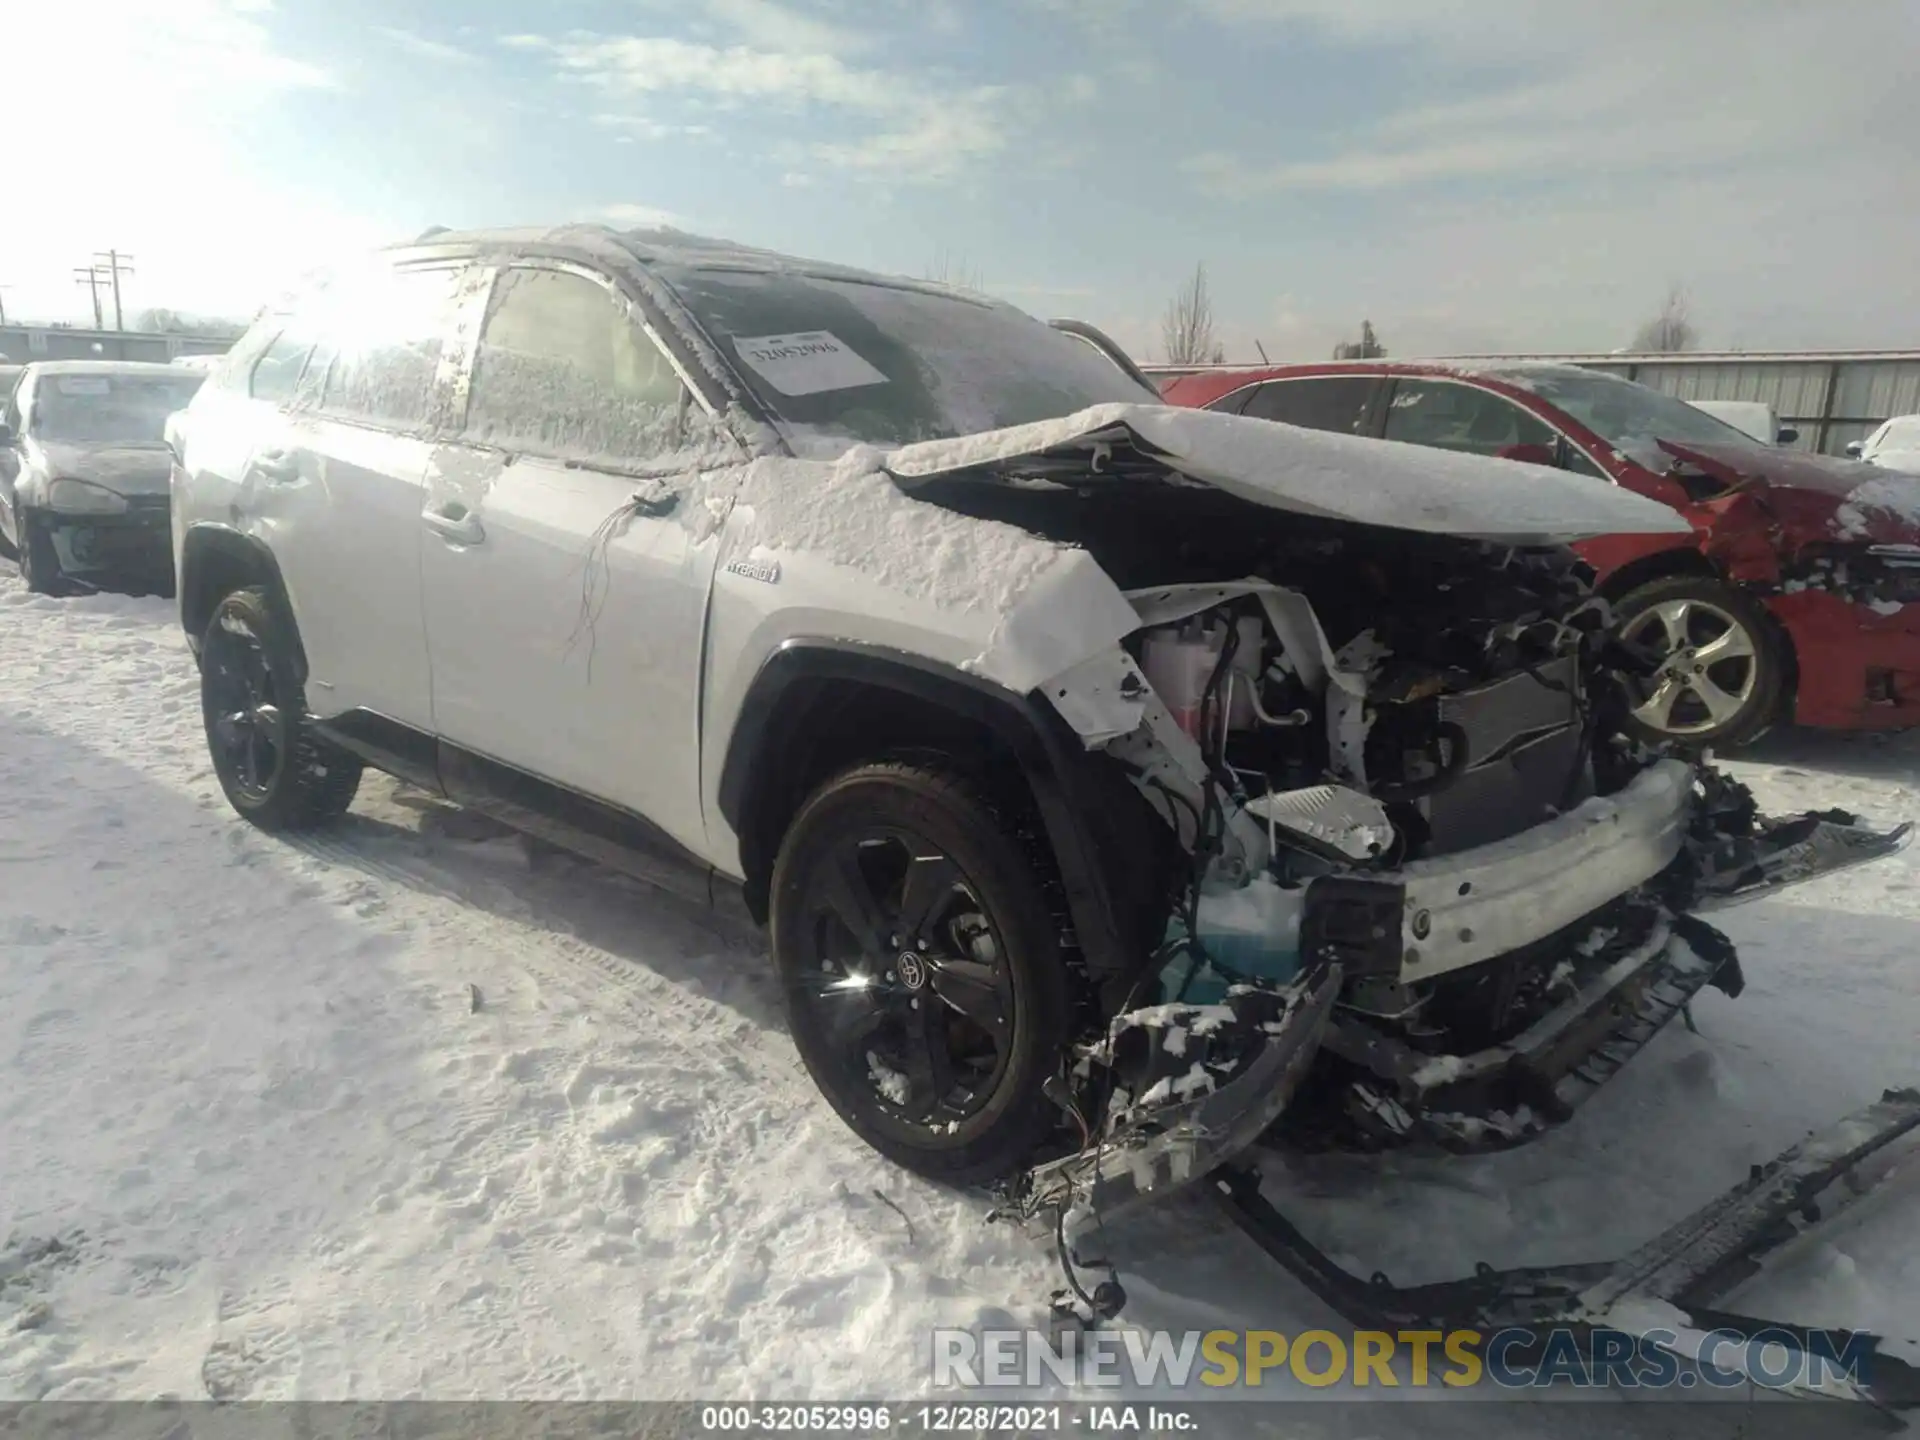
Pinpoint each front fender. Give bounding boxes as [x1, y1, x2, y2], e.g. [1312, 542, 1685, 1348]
[713, 638, 1161, 989]
[13, 463, 50, 510]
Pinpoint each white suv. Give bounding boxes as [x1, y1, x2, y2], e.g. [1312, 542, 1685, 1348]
[168, 224, 1902, 1204]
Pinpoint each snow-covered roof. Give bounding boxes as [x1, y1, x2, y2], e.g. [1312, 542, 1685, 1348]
[389, 221, 993, 306]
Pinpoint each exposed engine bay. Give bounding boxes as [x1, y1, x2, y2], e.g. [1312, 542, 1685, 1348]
[909, 469, 1907, 1170]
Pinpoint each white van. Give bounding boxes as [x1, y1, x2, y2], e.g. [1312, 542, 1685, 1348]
[1685, 398, 1797, 446]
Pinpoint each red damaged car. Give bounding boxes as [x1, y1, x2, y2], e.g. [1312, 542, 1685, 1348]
[1161, 361, 1920, 746]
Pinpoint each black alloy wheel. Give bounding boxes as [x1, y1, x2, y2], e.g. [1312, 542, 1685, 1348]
[772, 763, 1070, 1183]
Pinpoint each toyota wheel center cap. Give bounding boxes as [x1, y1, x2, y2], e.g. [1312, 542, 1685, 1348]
[896, 952, 927, 990]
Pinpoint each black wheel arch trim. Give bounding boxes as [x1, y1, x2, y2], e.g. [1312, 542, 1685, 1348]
[717, 639, 1148, 985]
[178, 523, 304, 670]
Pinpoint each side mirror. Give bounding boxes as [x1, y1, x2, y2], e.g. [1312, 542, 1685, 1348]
[1775, 427, 1800, 445]
[1845, 441, 1865, 459]
[1497, 442, 1558, 467]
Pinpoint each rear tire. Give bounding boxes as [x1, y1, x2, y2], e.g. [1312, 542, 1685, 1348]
[200, 587, 363, 831]
[1614, 576, 1786, 749]
[770, 761, 1071, 1185]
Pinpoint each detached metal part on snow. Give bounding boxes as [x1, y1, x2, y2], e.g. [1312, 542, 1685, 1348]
[1218, 1087, 1920, 1413]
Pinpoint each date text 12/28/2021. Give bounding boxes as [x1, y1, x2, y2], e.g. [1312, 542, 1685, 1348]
[698, 1404, 1201, 1433]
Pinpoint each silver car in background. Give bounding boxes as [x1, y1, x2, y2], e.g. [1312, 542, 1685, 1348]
[0, 360, 205, 594]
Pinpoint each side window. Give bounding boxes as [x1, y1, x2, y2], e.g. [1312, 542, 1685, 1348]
[1240, 377, 1378, 435]
[1203, 385, 1260, 416]
[250, 327, 316, 405]
[1563, 447, 1610, 480]
[463, 267, 685, 462]
[309, 266, 464, 430]
[1384, 379, 1557, 458]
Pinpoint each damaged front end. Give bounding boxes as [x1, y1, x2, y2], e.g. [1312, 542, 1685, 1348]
[887, 410, 1912, 1396]
[949, 471, 1906, 1309]
[1015, 546, 1907, 1188]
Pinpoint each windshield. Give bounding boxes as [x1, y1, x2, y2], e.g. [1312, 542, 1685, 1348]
[656, 267, 1157, 448]
[32, 372, 206, 445]
[1494, 367, 1760, 467]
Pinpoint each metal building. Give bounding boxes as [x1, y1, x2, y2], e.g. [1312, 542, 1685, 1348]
[0, 323, 232, 366]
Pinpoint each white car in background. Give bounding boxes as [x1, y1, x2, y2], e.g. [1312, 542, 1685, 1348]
[1849, 414, 1920, 476]
[1685, 398, 1798, 446]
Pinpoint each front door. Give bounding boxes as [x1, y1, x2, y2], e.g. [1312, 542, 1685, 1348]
[419, 262, 733, 857]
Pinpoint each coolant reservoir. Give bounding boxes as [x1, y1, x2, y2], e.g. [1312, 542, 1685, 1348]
[1140, 615, 1265, 739]
[1140, 624, 1218, 739]
[1160, 875, 1306, 1005]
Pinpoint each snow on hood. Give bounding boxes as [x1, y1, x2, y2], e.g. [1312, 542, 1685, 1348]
[1865, 449, 1920, 479]
[1836, 475, 1920, 542]
[33, 440, 174, 497]
[1655, 440, 1920, 543]
[1656, 439, 1893, 501]
[884, 403, 1692, 545]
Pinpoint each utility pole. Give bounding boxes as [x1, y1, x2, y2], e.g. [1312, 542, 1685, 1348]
[74, 266, 106, 329]
[0, 285, 11, 327]
[93, 250, 134, 331]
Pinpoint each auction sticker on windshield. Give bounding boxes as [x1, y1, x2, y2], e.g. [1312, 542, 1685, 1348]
[56, 377, 113, 396]
[734, 331, 888, 397]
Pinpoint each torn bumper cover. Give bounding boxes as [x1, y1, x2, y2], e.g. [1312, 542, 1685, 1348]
[1005, 963, 1343, 1228]
[39, 498, 173, 585]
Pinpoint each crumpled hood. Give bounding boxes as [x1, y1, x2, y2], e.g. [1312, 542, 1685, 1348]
[885, 403, 1691, 545]
[1657, 440, 1920, 545]
[1656, 439, 1896, 500]
[33, 439, 173, 497]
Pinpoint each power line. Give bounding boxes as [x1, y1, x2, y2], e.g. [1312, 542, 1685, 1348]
[93, 250, 135, 331]
[74, 267, 105, 329]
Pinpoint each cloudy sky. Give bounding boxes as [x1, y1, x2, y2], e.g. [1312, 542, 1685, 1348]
[5, 0, 1915, 361]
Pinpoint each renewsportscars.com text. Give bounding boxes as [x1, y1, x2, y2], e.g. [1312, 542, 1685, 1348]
[932, 1326, 1875, 1392]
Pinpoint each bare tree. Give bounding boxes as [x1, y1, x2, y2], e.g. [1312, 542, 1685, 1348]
[1332, 319, 1387, 360]
[1630, 284, 1699, 353]
[923, 248, 984, 292]
[1161, 263, 1226, 366]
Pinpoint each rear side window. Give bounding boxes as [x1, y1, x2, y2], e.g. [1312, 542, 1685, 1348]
[307, 266, 464, 430]
[250, 329, 316, 404]
[1239, 377, 1378, 434]
[463, 267, 684, 462]
[1384, 378, 1558, 457]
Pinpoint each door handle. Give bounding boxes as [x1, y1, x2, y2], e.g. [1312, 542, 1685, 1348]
[422, 500, 486, 546]
[249, 449, 299, 485]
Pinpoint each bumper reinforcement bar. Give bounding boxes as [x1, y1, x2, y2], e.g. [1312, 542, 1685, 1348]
[1216, 1087, 1920, 1412]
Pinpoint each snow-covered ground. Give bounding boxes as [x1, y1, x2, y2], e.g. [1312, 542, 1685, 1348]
[2, 573, 1916, 1435]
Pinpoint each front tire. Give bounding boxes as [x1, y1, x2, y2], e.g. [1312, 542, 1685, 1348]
[200, 587, 363, 831]
[1614, 576, 1786, 748]
[17, 512, 64, 595]
[770, 762, 1071, 1185]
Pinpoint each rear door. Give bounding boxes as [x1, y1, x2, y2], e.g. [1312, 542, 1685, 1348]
[418, 261, 732, 857]
[1380, 376, 1563, 458]
[252, 262, 476, 729]
[1232, 375, 1387, 436]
